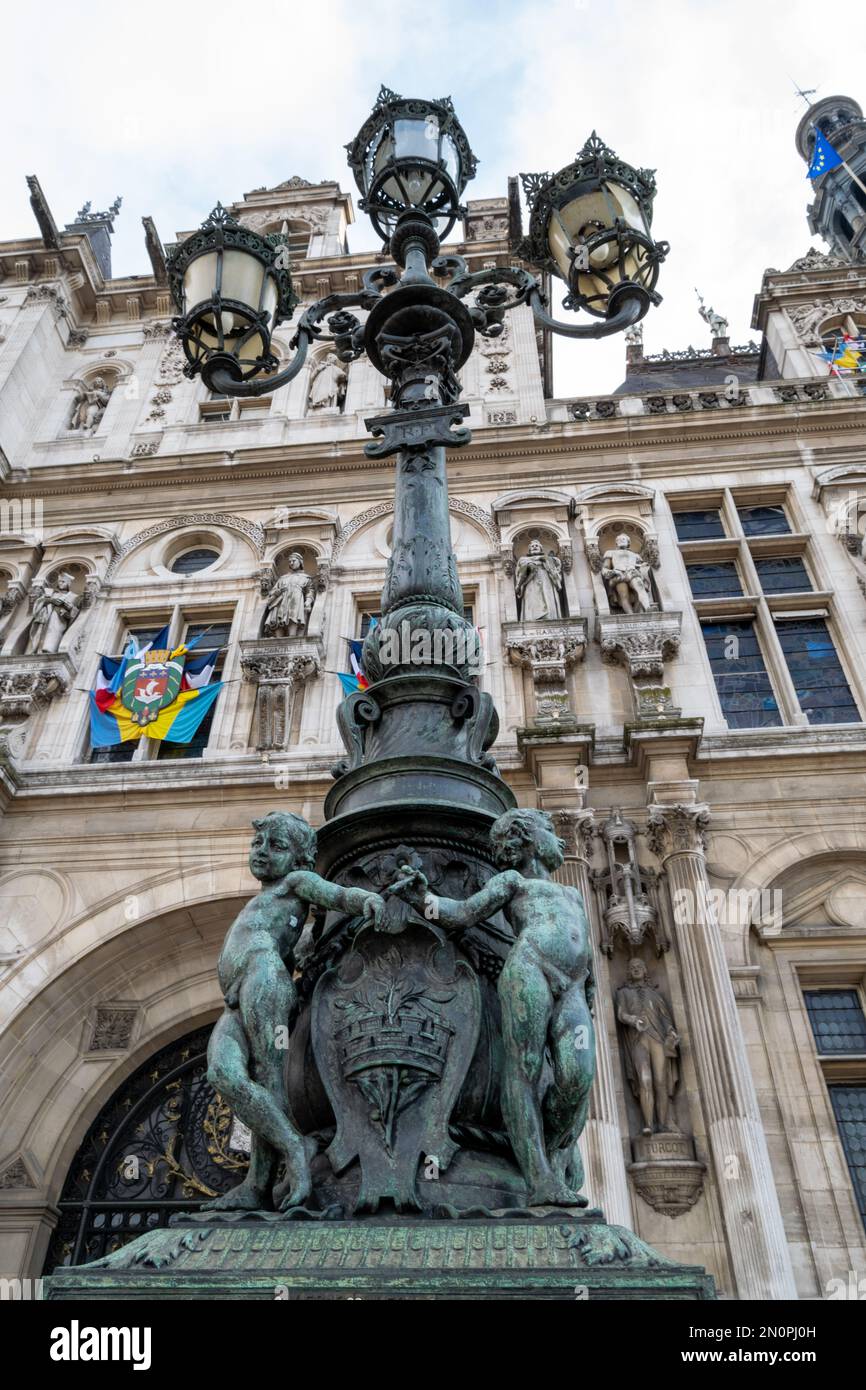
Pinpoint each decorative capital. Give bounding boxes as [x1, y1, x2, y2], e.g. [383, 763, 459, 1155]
[598, 612, 681, 681]
[240, 638, 322, 687]
[554, 808, 595, 860]
[646, 802, 711, 859]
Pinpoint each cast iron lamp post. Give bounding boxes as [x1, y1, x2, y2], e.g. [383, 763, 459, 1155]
[163, 87, 669, 1215]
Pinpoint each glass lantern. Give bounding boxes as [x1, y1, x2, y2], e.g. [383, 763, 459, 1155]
[520, 133, 667, 319]
[347, 87, 477, 241]
[166, 205, 297, 381]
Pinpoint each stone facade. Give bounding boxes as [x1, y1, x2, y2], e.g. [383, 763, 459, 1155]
[1, 159, 866, 1300]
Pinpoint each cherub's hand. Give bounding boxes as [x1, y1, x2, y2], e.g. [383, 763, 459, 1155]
[362, 893, 386, 931]
[387, 865, 430, 911]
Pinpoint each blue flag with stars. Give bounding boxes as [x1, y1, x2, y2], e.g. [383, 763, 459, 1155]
[807, 129, 843, 180]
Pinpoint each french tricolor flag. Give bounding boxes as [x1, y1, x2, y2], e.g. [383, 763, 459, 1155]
[181, 648, 219, 690]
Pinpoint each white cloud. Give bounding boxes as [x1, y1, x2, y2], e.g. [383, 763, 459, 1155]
[1, 0, 860, 397]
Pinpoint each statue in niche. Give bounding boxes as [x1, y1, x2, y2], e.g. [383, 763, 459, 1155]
[69, 376, 111, 434]
[205, 812, 385, 1212]
[515, 538, 563, 621]
[390, 807, 595, 1206]
[262, 552, 315, 638]
[25, 571, 81, 654]
[616, 958, 680, 1135]
[601, 533, 654, 614]
[308, 352, 347, 411]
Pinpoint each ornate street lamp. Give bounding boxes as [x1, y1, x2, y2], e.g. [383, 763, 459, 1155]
[345, 85, 478, 243]
[517, 131, 668, 329]
[161, 93, 673, 1228]
[167, 203, 297, 385]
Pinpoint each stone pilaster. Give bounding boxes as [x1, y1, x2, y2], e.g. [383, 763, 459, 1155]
[646, 797, 797, 1299]
[554, 807, 633, 1229]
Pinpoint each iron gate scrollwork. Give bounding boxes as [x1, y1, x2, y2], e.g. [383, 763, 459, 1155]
[43, 1024, 245, 1273]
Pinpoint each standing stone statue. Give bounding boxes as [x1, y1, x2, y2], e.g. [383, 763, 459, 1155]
[69, 376, 111, 434]
[514, 539, 563, 621]
[263, 553, 314, 638]
[616, 958, 680, 1135]
[390, 807, 595, 1206]
[601, 533, 654, 614]
[695, 290, 728, 341]
[205, 811, 385, 1212]
[25, 571, 81, 654]
[308, 352, 347, 411]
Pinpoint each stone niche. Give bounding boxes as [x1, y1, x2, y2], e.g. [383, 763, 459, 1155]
[0, 527, 117, 745]
[577, 483, 682, 722]
[241, 510, 337, 751]
[494, 489, 586, 728]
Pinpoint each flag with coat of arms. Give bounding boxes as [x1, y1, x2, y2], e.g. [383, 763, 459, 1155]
[89, 625, 224, 747]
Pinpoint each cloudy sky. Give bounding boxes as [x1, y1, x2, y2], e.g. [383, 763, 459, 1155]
[1, 0, 862, 395]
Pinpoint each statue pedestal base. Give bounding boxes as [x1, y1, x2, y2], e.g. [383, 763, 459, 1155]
[46, 1211, 716, 1301]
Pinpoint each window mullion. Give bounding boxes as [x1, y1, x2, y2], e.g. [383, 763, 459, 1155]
[756, 598, 807, 726]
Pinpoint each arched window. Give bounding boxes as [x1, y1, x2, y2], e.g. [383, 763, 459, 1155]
[42, 1024, 246, 1272]
[170, 548, 219, 576]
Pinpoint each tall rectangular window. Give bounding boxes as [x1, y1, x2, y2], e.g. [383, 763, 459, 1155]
[158, 621, 232, 761]
[754, 556, 811, 593]
[686, 562, 742, 598]
[828, 1086, 866, 1227]
[804, 990, 866, 1054]
[672, 509, 725, 541]
[701, 620, 782, 729]
[775, 618, 860, 724]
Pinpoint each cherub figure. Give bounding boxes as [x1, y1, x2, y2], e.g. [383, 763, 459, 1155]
[389, 808, 596, 1207]
[206, 811, 385, 1212]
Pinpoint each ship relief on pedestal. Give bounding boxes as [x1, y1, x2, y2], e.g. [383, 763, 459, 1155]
[312, 921, 480, 1212]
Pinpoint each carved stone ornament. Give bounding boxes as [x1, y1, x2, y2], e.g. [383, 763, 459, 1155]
[87, 1006, 138, 1052]
[628, 1132, 706, 1217]
[597, 811, 668, 958]
[553, 809, 595, 861]
[23, 282, 69, 320]
[240, 637, 322, 751]
[0, 1157, 36, 1190]
[784, 247, 849, 274]
[788, 297, 866, 344]
[598, 611, 682, 681]
[646, 802, 711, 859]
[0, 653, 74, 721]
[505, 618, 587, 725]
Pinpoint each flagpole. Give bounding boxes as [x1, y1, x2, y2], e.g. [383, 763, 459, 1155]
[840, 158, 866, 200]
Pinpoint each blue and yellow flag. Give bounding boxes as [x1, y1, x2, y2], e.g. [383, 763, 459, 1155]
[807, 129, 843, 180]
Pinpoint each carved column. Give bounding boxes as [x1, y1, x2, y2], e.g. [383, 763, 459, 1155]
[555, 809, 633, 1229]
[647, 799, 797, 1299]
